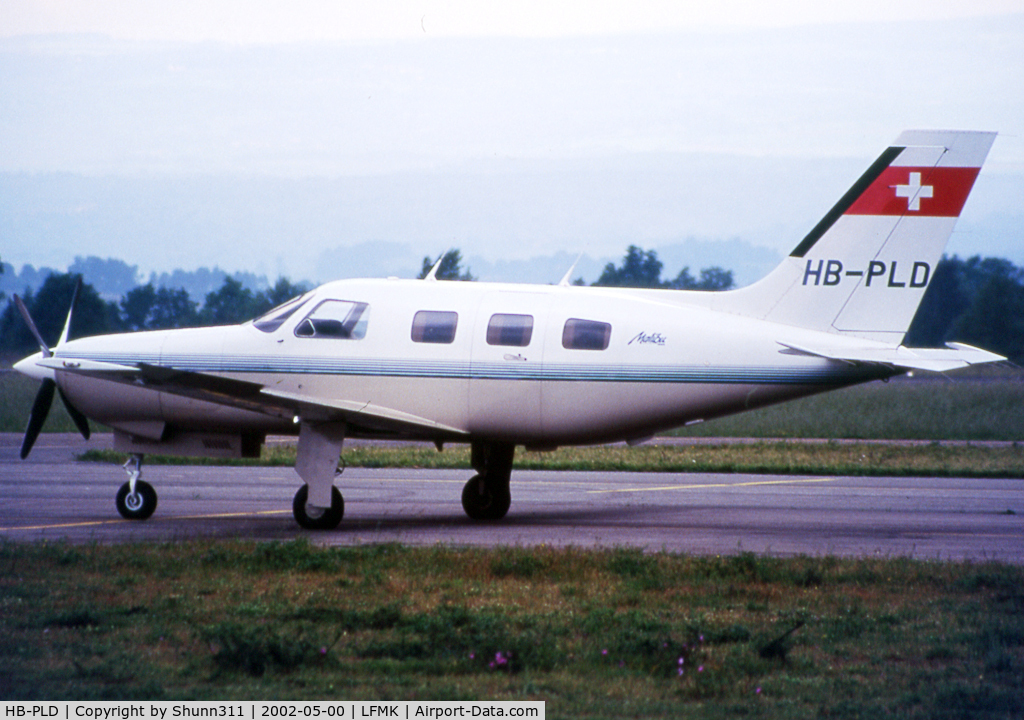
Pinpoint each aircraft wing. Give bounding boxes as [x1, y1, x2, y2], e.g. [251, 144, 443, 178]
[260, 388, 469, 438]
[778, 341, 1006, 372]
[40, 357, 468, 440]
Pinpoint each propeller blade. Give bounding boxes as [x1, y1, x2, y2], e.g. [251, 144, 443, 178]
[13, 295, 52, 358]
[57, 276, 82, 347]
[21, 378, 56, 459]
[58, 386, 91, 441]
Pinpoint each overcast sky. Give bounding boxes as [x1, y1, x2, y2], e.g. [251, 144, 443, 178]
[4, 0, 1022, 41]
[2, 1, 1022, 281]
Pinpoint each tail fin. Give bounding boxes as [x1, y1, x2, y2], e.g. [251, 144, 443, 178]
[719, 130, 996, 345]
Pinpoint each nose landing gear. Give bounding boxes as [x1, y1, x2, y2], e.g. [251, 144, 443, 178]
[115, 454, 157, 520]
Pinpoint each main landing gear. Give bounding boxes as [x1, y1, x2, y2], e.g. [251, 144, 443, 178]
[292, 484, 345, 530]
[461, 442, 515, 521]
[115, 454, 158, 520]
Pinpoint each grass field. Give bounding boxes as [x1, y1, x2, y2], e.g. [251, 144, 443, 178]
[3, 368, 1023, 440]
[1, 540, 1022, 716]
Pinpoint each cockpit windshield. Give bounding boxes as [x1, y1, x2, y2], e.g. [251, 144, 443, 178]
[252, 292, 314, 333]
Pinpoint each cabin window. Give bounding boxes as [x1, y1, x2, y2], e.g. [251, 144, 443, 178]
[294, 300, 369, 339]
[253, 292, 313, 332]
[411, 310, 458, 344]
[562, 318, 611, 351]
[486, 313, 533, 347]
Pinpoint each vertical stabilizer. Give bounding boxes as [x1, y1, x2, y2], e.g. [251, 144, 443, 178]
[717, 130, 996, 344]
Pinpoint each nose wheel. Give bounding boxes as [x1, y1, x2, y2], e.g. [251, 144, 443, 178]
[116, 454, 157, 520]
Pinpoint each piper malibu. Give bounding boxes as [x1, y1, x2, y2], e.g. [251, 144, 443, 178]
[13, 130, 1005, 529]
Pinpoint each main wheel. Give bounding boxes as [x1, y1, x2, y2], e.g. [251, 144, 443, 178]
[292, 485, 344, 530]
[461, 474, 511, 521]
[115, 480, 158, 520]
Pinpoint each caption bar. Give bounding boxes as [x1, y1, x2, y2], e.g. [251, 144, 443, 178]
[3, 704, 543, 720]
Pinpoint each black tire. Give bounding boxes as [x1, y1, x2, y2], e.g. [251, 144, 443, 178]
[461, 474, 511, 521]
[292, 485, 344, 530]
[115, 480, 158, 520]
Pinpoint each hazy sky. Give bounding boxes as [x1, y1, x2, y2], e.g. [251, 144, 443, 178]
[4, 0, 1022, 42]
[2, 1, 1022, 281]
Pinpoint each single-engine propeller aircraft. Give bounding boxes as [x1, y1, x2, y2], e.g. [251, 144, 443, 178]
[13, 130, 1004, 529]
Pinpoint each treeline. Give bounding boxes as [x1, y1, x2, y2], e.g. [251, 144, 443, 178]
[591, 244, 735, 290]
[904, 255, 1024, 362]
[0, 256, 278, 305]
[0, 271, 309, 356]
[2, 249, 1024, 364]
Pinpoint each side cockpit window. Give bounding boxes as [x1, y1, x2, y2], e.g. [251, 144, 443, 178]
[562, 318, 611, 350]
[253, 292, 313, 333]
[487, 313, 533, 347]
[411, 311, 458, 344]
[295, 300, 369, 339]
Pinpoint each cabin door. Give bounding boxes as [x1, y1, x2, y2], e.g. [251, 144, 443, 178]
[468, 291, 548, 441]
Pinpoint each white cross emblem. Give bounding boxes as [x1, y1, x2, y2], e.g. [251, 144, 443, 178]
[894, 172, 934, 211]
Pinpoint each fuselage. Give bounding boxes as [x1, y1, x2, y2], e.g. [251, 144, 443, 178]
[48, 277, 895, 448]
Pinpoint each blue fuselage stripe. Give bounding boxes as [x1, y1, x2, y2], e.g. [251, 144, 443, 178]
[62, 352, 889, 386]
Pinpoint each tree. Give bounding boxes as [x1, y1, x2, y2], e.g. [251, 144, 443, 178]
[904, 257, 970, 347]
[950, 262, 1024, 363]
[121, 283, 199, 331]
[694, 266, 734, 291]
[120, 284, 157, 331]
[199, 276, 258, 326]
[904, 254, 1024, 363]
[594, 245, 663, 288]
[418, 250, 475, 281]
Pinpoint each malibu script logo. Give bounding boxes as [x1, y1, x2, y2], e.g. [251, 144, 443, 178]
[629, 332, 666, 346]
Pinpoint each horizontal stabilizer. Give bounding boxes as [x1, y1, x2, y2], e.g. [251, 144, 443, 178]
[778, 341, 1005, 372]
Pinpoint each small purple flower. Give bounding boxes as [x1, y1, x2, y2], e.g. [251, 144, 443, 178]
[678, 657, 684, 665]
[698, 665, 704, 672]
[320, 646, 327, 656]
[601, 649, 608, 656]
[756, 687, 762, 695]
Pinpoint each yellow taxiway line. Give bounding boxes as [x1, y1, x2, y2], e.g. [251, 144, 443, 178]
[0, 509, 290, 532]
[588, 476, 839, 494]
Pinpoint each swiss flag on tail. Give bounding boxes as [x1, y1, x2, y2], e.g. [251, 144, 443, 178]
[846, 166, 981, 217]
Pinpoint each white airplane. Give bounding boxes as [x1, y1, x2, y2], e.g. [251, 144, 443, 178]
[13, 130, 1004, 529]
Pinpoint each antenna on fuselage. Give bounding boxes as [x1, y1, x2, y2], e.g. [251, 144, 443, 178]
[558, 253, 584, 287]
[423, 249, 451, 282]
